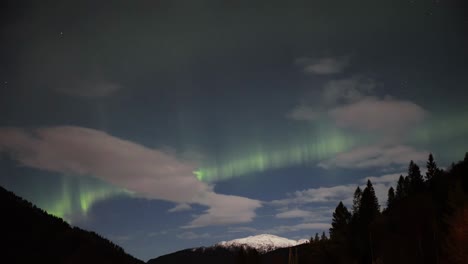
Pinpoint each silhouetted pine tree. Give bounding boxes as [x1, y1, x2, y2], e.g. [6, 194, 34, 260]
[404, 175, 411, 195]
[395, 175, 406, 200]
[387, 187, 395, 209]
[359, 180, 380, 223]
[321, 232, 328, 241]
[351, 186, 362, 218]
[352, 180, 380, 263]
[408, 160, 424, 193]
[426, 153, 444, 185]
[314, 233, 320, 243]
[329, 201, 351, 243]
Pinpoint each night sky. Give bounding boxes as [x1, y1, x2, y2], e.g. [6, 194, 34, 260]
[1, 0, 468, 261]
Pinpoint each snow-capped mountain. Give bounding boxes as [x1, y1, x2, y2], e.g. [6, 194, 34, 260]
[216, 234, 308, 253]
[148, 234, 310, 263]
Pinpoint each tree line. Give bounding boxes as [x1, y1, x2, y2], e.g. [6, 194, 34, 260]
[305, 152, 468, 264]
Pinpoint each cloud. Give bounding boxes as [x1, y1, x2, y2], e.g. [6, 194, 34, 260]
[287, 77, 426, 138]
[318, 144, 427, 169]
[329, 97, 427, 135]
[268, 223, 331, 234]
[275, 209, 311, 219]
[362, 172, 403, 184]
[168, 203, 192, 213]
[287, 75, 428, 170]
[275, 207, 333, 222]
[0, 126, 261, 227]
[184, 193, 261, 228]
[287, 76, 378, 121]
[271, 185, 356, 206]
[296, 56, 350, 75]
[177, 231, 210, 240]
[321, 76, 376, 105]
[227, 227, 259, 234]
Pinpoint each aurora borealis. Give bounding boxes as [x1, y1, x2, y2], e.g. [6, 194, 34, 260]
[1, 0, 468, 261]
[38, 176, 131, 221]
[195, 126, 358, 182]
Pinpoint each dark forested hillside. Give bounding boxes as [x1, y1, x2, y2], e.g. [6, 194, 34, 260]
[0, 185, 143, 264]
[147, 246, 261, 264]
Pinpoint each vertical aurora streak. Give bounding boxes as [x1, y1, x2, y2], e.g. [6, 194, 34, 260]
[195, 127, 360, 182]
[38, 176, 131, 222]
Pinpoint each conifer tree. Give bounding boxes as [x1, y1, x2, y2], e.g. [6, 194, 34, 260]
[404, 175, 410, 189]
[408, 160, 424, 192]
[321, 231, 328, 241]
[359, 180, 380, 225]
[329, 201, 351, 242]
[426, 153, 439, 182]
[387, 187, 395, 208]
[395, 175, 406, 200]
[351, 186, 362, 217]
[314, 233, 320, 243]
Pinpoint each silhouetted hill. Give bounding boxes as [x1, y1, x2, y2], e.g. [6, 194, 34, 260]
[147, 247, 240, 264]
[0, 185, 144, 264]
[146, 241, 307, 264]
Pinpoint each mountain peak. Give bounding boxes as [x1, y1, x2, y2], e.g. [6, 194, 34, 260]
[216, 234, 308, 253]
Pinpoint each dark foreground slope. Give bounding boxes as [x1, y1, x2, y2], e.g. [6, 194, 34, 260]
[148, 247, 241, 264]
[0, 186, 143, 264]
[148, 244, 274, 264]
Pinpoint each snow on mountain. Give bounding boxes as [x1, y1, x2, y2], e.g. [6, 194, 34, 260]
[296, 239, 310, 245]
[216, 234, 309, 253]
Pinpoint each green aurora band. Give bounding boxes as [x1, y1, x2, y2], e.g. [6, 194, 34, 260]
[194, 128, 359, 182]
[38, 176, 132, 222]
[194, 113, 468, 182]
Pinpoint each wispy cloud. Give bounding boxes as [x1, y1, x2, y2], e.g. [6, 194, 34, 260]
[0, 126, 261, 227]
[361, 172, 404, 184]
[271, 185, 356, 206]
[287, 73, 428, 170]
[287, 76, 378, 121]
[275, 207, 333, 222]
[321, 76, 376, 105]
[275, 209, 311, 219]
[296, 56, 350, 75]
[268, 223, 331, 234]
[329, 96, 426, 136]
[168, 203, 192, 213]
